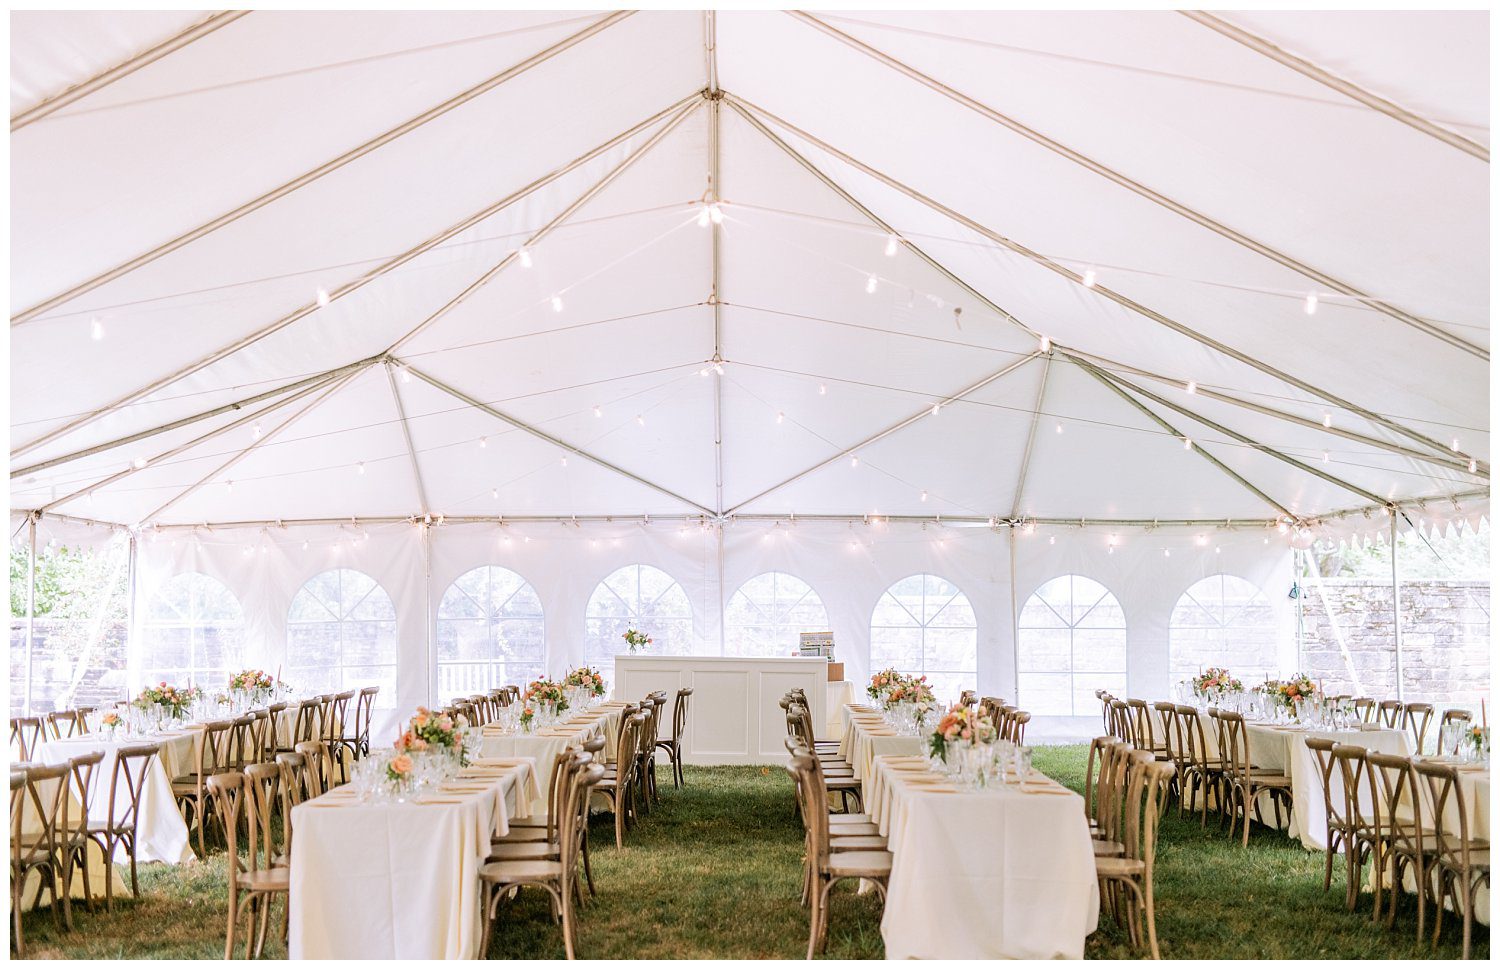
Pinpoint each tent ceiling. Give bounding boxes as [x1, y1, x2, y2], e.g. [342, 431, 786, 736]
[10, 10, 1489, 530]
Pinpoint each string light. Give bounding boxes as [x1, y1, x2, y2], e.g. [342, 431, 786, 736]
[401, 367, 412, 384]
[1323, 413, 1333, 428]
[866, 275, 878, 294]
[1082, 269, 1097, 288]
[1055, 421, 1064, 434]
[1451, 438, 1461, 452]
[920, 490, 928, 502]
[1304, 293, 1318, 315]
[850, 455, 859, 468]
[225, 481, 234, 494]
[518, 247, 532, 268]
[1048, 535, 1056, 545]
[1038, 335, 1051, 353]
[1469, 459, 1479, 473]
[930, 402, 941, 417]
[635, 414, 645, 426]
[775, 411, 784, 424]
[357, 462, 365, 475]
[550, 295, 564, 313]
[1163, 548, 1171, 557]
[1195, 534, 1208, 547]
[697, 204, 712, 228]
[478, 436, 487, 449]
[491, 488, 499, 499]
[884, 234, 899, 256]
[818, 384, 827, 396]
[90, 317, 104, 341]
[1185, 380, 1197, 395]
[560, 456, 568, 467]
[316, 288, 331, 308]
[252, 422, 263, 441]
[593, 405, 602, 418]
[132, 457, 148, 469]
[1183, 437, 1193, 450]
[1322, 451, 1330, 463]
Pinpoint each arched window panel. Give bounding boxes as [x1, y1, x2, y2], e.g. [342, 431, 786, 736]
[1017, 575, 1127, 715]
[287, 569, 397, 704]
[140, 571, 245, 689]
[436, 566, 546, 697]
[724, 572, 829, 657]
[584, 564, 694, 681]
[1169, 574, 1279, 682]
[869, 574, 976, 703]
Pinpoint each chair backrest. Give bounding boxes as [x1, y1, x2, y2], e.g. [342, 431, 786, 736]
[1413, 759, 1479, 872]
[1351, 697, 1376, 722]
[354, 687, 379, 746]
[1085, 736, 1112, 830]
[561, 759, 605, 878]
[11, 716, 44, 760]
[1097, 691, 1114, 734]
[1330, 744, 1378, 838]
[614, 713, 642, 773]
[1097, 740, 1133, 846]
[1438, 709, 1472, 754]
[274, 752, 308, 816]
[229, 714, 257, 765]
[47, 709, 88, 740]
[1304, 737, 1343, 831]
[292, 699, 322, 746]
[1376, 699, 1403, 729]
[672, 688, 693, 743]
[1109, 700, 1135, 744]
[104, 743, 160, 837]
[786, 753, 832, 870]
[293, 740, 332, 797]
[1153, 702, 1185, 772]
[959, 690, 977, 708]
[64, 750, 104, 845]
[1215, 710, 1252, 782]
[325, 690, 355, 744]
[243, 763, 284, 871]
[1119, 752, 1173, 878]
[1126, 699, 1156, 749]
[197, 719, 236, 777]
[206, 772, 252, 886]
[1367, 752, 1426, 861]
[18, 762, 71, 859]
[1402, 703, 1434, 754]
[1174, 704, 1208, 768]
[1008, 710, 1031, 746]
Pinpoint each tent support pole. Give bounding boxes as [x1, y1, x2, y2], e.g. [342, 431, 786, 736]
[137, 371, 362, 524]
[12, 88, 701, 461]
[1009, 356, 1051, 519]
[11, 11, 250, 131]
[1056, 348, 1485, 478]
[1066, 354, 1296, 519]
[385, 98, 702, 355]
[126, 528, 139, 705]
[40, 367, 357, 515]
[724, 352, 1041, 515]
[729, 92, 1483, 463]
[422, 523, 434, 707]
[1181, 11, 1488, 163]
[401, 363, 716, 517]
[1392, 516, 1405, 703]
[13, 355, 386, 479]
[707, 18, 725, 517]
[786, 12, 1486, 359]
[25, 515, 37, 715]
[1081, 361, 1389, 507]
[12, 11, 635, 327]
[1303, 548, 1365, 695]
[384, 361, 430, 516]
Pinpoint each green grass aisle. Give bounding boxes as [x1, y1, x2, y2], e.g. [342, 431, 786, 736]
[15, 750, 1488, 959]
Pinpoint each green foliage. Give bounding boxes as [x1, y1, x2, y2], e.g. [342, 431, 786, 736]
[9, 543, 127, 619]
[1310, 524, 1489, 581]
[14, 756, 1488, 960]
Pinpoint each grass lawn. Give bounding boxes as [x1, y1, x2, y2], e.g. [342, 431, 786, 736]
[15, 746, 1488, 959]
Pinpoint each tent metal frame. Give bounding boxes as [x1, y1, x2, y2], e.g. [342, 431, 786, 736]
[12, 10, 635, 327]
[789, 11, 1486, 361]
[706, 12, 726, 517]
[11, 10, 250, 131]
[729, 92, 1478, 469]
[13, 87, 703, 460]
[1181, 10, 1488, 163]
[385, 361, 430, 516]
[1009, 356, 1050, 520]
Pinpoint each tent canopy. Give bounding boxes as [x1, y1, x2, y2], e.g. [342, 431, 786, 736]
[11, 10, 1489, 532]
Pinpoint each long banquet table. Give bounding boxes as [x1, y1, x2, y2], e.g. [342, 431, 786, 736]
[478, 702, 626, 767]
[866, 753, 1099, 959]
[838, 705, 924, 781]
[287, 757, 541, 959]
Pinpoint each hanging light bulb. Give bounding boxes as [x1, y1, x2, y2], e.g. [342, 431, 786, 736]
[1048, 535, 1056, 545]
[491, 487, 499, 500]
[1082, 269, 1097, 288]
[252, 422, 263, 441]
[1163, 548, 1171, 558]
[560, 455, 568, 467]
[884, 234, 899, 257]
[866, 275, 878, 295]
[850, 455, 859, 468]
[518, 247, 532, 268]
[478, 436, 487, 449]
[1304, 292, 1318, 315]
[1195, 534, 1208, 547]
[697, 204, 712, 228]
[1185, 380, 1197, 395]
[775, 411, 784, 424]
[1039, 335, 1051, 353]
[90, 317, 104, 341]
[709, 202, 723, 224]
[1323, 413, 1333, 428]
[920, 490, 929, 502]
[1184, 437, 1193, 450]
[635, 414, 645, 426]
[401, 367, 412, 384]
[132, 456, 148, 469]
[699, 367, 710, 377]
[357, 462, 366, 475]
[302, 539, 310, 551]
[712, 360, 724, 376]
[818, 383, 827, 396]
[593, 405, 602, 418]
[551, 295, 564, 313]
[1451, 438, 1461, 452]
[1055, 421, 1064, 434]
[316, 288, 331, 308]
[930, 402, 941, 417]
[1469, 459, 1479, 474]
[226, 480, 234, 494]
[1322, 451, 1330, 463]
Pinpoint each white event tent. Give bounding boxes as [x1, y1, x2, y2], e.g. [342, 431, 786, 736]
[9, 10, 1489, 729]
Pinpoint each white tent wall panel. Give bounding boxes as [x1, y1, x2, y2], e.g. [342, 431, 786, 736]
[123, 518, 1298, 739]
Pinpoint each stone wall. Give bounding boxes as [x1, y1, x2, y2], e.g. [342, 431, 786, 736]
[8, 619, 129, 716]
[1298, 579, 1490, 706]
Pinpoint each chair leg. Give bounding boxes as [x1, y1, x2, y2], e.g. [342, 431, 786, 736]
[224, 887, 239, 961]
[614, 796, 625, 850]
[581, 829, 596, 896]
[806, 875, 822, 960]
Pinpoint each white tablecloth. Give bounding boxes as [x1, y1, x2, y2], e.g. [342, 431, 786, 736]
[865, 755, 1099, 959]
[826, 682, 854, 738]
[478, 704, 624, 767]
[35, 728, 200, 865]
[837, 707, 924, 781]
[288, 758, 541, 959]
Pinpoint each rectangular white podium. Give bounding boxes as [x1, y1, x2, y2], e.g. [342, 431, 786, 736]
[612, 655, 828, 765]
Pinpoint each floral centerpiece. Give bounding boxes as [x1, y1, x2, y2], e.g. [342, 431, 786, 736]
[395, 706, 469, 766]
[524, 678, 569, 716]
[99, 711, 122, 736]
[228, 668, 275, 704]
[385, 752, 415, 791]
[867, 668, 904, 702]
[134, 683, 202, 721]
[1256, 673, 1319, 714]
[519, 705, 536, 731]
[1465, 725, 1490, 761]
[565, 666, 608, 697]
[928, 704, 997, 762]
[884, 675, 935, 709]
[622, 628, 652, 654]
[1189, 667, 1242, 700]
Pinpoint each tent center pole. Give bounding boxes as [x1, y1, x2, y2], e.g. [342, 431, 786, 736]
[25, 515, 37, 715]
[1391, 515, 1404, 702]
